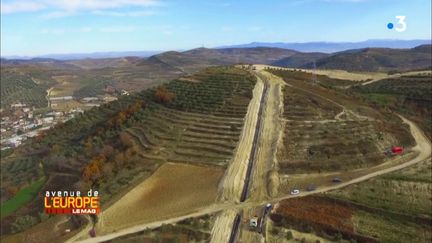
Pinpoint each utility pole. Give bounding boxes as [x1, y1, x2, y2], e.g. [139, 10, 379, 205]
[312, 61, 318, 84]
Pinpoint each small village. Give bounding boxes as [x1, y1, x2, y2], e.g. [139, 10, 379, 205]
[0, 93, 123, 150]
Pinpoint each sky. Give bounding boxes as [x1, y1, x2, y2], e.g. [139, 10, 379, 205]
[1, 0, 431, 56]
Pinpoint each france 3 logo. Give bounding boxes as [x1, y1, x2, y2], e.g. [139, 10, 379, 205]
[387, 16, 406, 32]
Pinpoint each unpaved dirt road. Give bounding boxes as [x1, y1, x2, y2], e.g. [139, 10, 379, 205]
[253, 64, 389, 82]
[361, 70, 432, 86]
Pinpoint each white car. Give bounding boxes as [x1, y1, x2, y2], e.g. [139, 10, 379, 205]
[290, 189, 300, 195]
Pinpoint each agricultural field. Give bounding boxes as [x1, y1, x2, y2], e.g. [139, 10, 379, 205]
[110, 214, 216, 243]
[72, 76, 115, 98]
[50, 75, 81, 97]
[329, 158, 432, 218]
[269, 194, 431, 243]
[98, 163, 223, 234]
[0, 177, 46, 218]
[269, 157, 432, 243]
[96, 163, 223, 233]
[351, 73, 432, 138]
[50, 74, 115, 98]
[269, 197, 359, 241]
[268, 69, 413, 174]
[0, 69, 51, 108]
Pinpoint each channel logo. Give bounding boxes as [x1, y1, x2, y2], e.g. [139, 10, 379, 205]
[44, 189, 100, 215]
[387, 16, 407, 32]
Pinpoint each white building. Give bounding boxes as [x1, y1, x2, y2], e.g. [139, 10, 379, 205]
[11, 103, 26, 108]
[82, 97, 99, 102]
[42, 117, 54, 124]
[49, 96, 73, 101]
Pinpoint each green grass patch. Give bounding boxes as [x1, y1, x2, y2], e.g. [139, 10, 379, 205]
[360, 93, 398, 107]
[1, 177, 46, 218]
[330, 159, 432, 217]
[353, 210, 431, 243]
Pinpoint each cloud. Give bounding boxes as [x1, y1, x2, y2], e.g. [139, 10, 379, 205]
[321, 0, 368, 2]
[247, 26, 263, 32]
[80, 27, 93, 32]
[1, 0, 160, 14]
[40, 11, 75, 19]
[99, 26, 137, 33]
[206, 2, 232, 7]
[221, 26, 234, 32]
[38, 26, 107, 34]
[91, 10, 157, 17]
[40, 28, 66, 34]
[2, 34, 23, 41]
[141, 24, 176, 35]
[48, 0, 160, 11]
[1, 1, 45, 14]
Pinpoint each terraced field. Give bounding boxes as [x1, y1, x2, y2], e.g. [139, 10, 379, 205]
[126, 106, 244, 166]
[123, 67, 255, 167]
[352, 73, 432, 138]
[282, 86, 342, 121]
[279, 86, 399, 173]
[267, 69, 414, 174]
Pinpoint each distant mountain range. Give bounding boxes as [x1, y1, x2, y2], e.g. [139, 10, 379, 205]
[220, 39, 431, 53]
[2, 44, 431, 74]
[3, 39, 430, 60]
[146, 44, 431, 72]
[301, 44, 432, 72]
[145, 47, 299, 73]
[2, 44, 431, 109]
[3, 50, 163, 61]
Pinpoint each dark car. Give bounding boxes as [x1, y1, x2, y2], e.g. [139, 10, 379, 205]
[332, 177, 342, 183]
[306, 185, 316, 191]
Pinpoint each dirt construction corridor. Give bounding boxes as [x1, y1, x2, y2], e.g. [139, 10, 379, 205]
[210, 69, 285, 243]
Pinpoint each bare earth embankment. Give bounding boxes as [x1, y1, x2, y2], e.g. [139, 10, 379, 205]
[210, 74, 265, 243]
[239, 70, 286, 243]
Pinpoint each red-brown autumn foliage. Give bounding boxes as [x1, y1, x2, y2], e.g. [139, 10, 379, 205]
[6, 186, 19, 197]
[107, 100, 146, 128]
[272, 196, 354, 233]
[154, 86, 175, 104]
[36, 132, 45, 142]
[82, 155, 106, 182]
